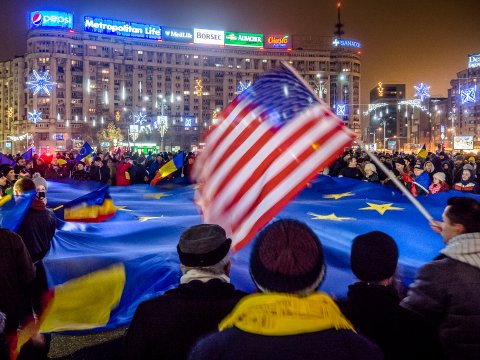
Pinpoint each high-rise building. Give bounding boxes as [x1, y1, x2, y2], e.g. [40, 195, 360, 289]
[0, 10, 362, 154]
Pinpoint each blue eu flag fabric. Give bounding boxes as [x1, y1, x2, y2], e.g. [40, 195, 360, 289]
[0, 192, 36, 231]
[75, 142, 94, 162]
[21, 148, 34, 161]
[0, 153, 15, 166]
[43, 177, 480, 332]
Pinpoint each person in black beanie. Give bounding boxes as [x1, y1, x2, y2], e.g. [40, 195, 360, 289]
[189, 219, 382, 360]
[339, 231, 444, 360]
[123, 224, 246, 360]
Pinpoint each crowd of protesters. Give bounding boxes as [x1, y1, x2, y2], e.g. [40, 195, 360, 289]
[1, 147, 480, 360]
[328, 150, 480, 195]
[0, 150, 196, 199]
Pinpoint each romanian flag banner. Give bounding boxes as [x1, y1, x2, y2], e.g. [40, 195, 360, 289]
[150, 152, 184, 185]
[43, 179, 480, 332]
[55, 185, 116, 222]
[0, 192, 36, 231]
[417, 144, 428, 159]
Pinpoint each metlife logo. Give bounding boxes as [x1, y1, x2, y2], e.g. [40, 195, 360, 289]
[163, 27, 194, 43]
[194, 28, 224, 45]
[30, 11, 73, 29]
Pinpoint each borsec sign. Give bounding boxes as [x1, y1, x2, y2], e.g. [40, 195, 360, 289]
[30, 11, 73, 29]
[194, 28, 224, 45]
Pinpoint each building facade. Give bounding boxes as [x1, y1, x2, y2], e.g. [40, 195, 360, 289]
[0, 11, 362, 154]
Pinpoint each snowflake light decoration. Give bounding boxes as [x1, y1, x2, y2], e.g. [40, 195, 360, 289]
[336, 104, 346, 116]
[26, 70, 57, 96]
[28, 109, 42, 123]
[414, 83, 430, 102]
[184, 116, 193, 128]
[133, 112, 147, 125]
[461, 86, 476, 104]
[236, 81, 251, 94]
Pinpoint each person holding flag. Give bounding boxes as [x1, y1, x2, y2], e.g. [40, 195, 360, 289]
[150, 152, 184, 186]
[75, 142, 94, 163]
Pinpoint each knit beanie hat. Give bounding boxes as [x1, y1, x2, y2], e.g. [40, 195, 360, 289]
[0, 165, 13, 177]
[177, 224, 231, 267]
[351, 231, 398, 282]
[32, 172, 48, 191]
[249, 219, 325, 295]
[433, 172, 446, 183]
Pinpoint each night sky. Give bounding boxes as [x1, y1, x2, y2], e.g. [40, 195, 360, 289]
[1, 0, 479, 104]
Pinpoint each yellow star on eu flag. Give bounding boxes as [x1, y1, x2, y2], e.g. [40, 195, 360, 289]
[143, 193, 172, 200]
[323, 192, 355, 200]
[115, 206, 132, 212]
[359, 202, 404, 215]
[137, 216, 162, 222]
[308, 212, 356, 221]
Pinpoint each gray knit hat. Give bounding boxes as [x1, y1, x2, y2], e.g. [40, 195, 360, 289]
[177, 224, 231, 267]
[433, 172, 446, 183]
[32, 172, 48, 191]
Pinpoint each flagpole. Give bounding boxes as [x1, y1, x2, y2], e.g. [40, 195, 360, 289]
[356, 139, 434, 223]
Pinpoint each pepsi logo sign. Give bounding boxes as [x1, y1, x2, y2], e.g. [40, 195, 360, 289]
[31, 12, 43, 26]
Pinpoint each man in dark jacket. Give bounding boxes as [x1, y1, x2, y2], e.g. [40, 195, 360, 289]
[340, 231, 443, 360]
[0, 229, 35, 359]
[129, 156, 149, 184]
[90, 157, 110, 184]
[189, 219, 382, 360]
[123, 224, 246, 360]
[71, 161, 90, 181]
[401, 197, 480, 360]
[338, 157, 364, 180]
[451, 155, 465, 184]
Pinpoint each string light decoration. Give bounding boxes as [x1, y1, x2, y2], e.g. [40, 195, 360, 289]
[377, 82, 384, 97]
[115, 111, 121, 121]
[8, 134, 29, 141]
[236, 81, 251, 94]
[398, 99, 428, 112]
[195, 79, 203, 96]
[156, 116, 168, 137]
[363, 103, 388, 115]
[7, 107, 13, 118]
[28, 109, 42, 123]
[184, 116, 193, 128]
[336, 104, 346, 116]
[461, 86, 476, 104]
[414, 83, 431, 102]
[133, 111, 147, 125]
[26, 70, 57, 96]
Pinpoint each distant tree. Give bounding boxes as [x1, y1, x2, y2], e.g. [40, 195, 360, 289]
[97, 122, 124, 146]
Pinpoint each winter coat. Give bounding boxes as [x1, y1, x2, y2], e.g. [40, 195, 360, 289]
[16, 206, 56, 263]
[453, 179, 479, 193]
[90, 165, 111, 184]
[71, 169, 90, 181]
[428, 182, 450, 194]
[401, 232, 480, 360]
[44, 165, 68, 181]
[365, 172, 380, 183]
[130, 164, 149, 185]
[339, 167, 364, 180]
[189, 324, 383, 360]
[413, 171, 431, 195]
[123, 279, 246, 360]
[116, 162, 132, 186]
[339, 283, 443, 360]
[0, 229, 35, 333]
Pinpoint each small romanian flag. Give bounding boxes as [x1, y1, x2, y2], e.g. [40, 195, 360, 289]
[417, 144, 428, 159]
[55, 185, 116, 222]
[11, 264, 126, 359]
[150, 152, 184, 185]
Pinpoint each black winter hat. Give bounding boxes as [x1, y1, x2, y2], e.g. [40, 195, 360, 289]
[249, 219, 325, 295]
[351, 231, 398, 282]
[0, 165, 13, 177]
[177, 224, 231, 267]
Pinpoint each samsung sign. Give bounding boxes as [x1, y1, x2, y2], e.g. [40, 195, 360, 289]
[332, 38, 361, 48]
[163, 27, 193, 43]
[84, 16, 162, 40]
[468, 54, 480, 69]
[30, 11, 73, 29]
[225, 32, 263, 48]
[194, 28, 224, 45]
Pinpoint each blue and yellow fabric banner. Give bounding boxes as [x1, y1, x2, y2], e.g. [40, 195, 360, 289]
[0, 191, 36, 231]
[43, 177, 480, 332]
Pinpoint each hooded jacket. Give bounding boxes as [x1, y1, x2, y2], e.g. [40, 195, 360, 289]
[453, 169, 479, 193]
[401, 232, 480, 360]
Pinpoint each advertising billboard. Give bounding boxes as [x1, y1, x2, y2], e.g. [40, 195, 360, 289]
[468, 54, 480, 69]
[193, 28, 224, 45]
[30, 11, 73, 29]
[162, 27, 193, 43]
[264, 34, 291, 49]
[453, 135, 474, 150]
[332, 38, 361, 48]
[225, 32, 264, 48]
[84, 16, 162, 40]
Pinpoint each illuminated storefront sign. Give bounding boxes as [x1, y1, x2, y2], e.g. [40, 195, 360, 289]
[162, 27, 193, 43]
[265, 34, 291, 49]
[332, 38, 361, 48]
[225, 31, 263, 47]
[30, 11, 73, 29]
[193, 28, 224, 45]
[84, 16, 162, 40]
[468, 54, 480, 69]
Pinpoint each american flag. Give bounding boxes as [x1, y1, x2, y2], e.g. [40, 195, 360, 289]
[192, 64, 356, 252]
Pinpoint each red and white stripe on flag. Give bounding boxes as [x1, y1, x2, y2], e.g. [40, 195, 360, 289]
[192, 71, 355, 252]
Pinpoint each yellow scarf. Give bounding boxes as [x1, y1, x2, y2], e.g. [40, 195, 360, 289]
[219, 292, 354, 336]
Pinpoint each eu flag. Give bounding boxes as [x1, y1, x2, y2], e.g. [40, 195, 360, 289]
[0, 192, 36, 231]
[0, 153, 15, 166]
[75, 142, 94, 162]
[21, 148, 34, 161]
